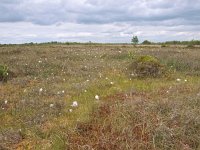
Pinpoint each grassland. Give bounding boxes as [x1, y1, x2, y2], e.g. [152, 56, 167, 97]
[0, 44, 200, 149]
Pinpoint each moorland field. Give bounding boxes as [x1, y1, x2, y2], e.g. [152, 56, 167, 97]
[0, 44, 200, 149]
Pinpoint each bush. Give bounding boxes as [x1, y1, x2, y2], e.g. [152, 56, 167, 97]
[131, 55, 166, 78]
[0, 65, 9, 81]
[142, 40, 152, 45]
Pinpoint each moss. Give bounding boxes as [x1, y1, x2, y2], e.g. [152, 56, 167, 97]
[131, 55, 166, 78]
[161, 44, 167, 48]
[136, 55, 159, 63]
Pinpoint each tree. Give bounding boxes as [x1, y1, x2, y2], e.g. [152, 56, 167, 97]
[131, 36, 139, 45]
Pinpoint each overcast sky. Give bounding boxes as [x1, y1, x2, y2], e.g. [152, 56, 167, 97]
[0, 0, 200, 44]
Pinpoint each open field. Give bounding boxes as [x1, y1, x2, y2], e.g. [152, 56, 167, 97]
[0, 44, 200, 149]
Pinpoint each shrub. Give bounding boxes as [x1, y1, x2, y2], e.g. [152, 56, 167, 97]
[142, 40, 152, 45]
[131, 55, 166, 78]
[0, 65, 9, 81]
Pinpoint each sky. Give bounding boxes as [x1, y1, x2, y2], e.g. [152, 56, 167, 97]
[0, 0, 200, 44]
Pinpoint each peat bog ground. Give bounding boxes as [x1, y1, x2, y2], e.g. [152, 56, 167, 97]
[0, 44, 200, 149]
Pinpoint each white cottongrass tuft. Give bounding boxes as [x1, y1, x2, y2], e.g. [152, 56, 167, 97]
[184, 79, 187, 82]
[95, 95, 99, 100]
[49, 104, 54, 107]
[71, 101, 78, 107]
[110, 82, 114, 85]
[69, 109, 73, 112]
[176, 78, 181, 82]
[4, 100, 8, 104]
[99, 73, 102, 78]
[39, 88, 43, 92]
[131, 73, 135, 76]
[62, 90, 65, 94]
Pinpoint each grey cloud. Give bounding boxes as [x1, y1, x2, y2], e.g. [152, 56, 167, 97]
[81, 0, 200, 25]
[0, 0, 24, 22]
[0, 0, 200, 26]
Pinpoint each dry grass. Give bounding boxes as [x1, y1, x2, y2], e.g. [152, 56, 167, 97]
[0, 44, 200, 149]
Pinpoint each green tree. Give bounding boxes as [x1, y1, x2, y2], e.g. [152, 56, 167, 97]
[131, 36, 139, 45]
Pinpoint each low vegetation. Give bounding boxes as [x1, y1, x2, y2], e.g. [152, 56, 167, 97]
[0, 64, 8, 82]
[130, 55, 166, 78]
[0, 44, 199, 149]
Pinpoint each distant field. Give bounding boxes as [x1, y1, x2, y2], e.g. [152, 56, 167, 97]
[0, 44, 200, 149]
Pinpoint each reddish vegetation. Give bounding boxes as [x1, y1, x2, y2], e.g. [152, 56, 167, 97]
[67, 92, 154, 149]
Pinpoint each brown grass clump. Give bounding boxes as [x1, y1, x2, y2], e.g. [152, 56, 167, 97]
[0, 129, 23, 149]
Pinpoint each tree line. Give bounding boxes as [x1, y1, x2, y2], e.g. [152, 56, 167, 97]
[132, 35, 200, 45]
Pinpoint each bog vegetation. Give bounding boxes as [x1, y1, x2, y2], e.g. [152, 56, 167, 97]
[130, 55, 166, 78]
[0, 64, 8, 82]
[0, 44, 200, 149]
